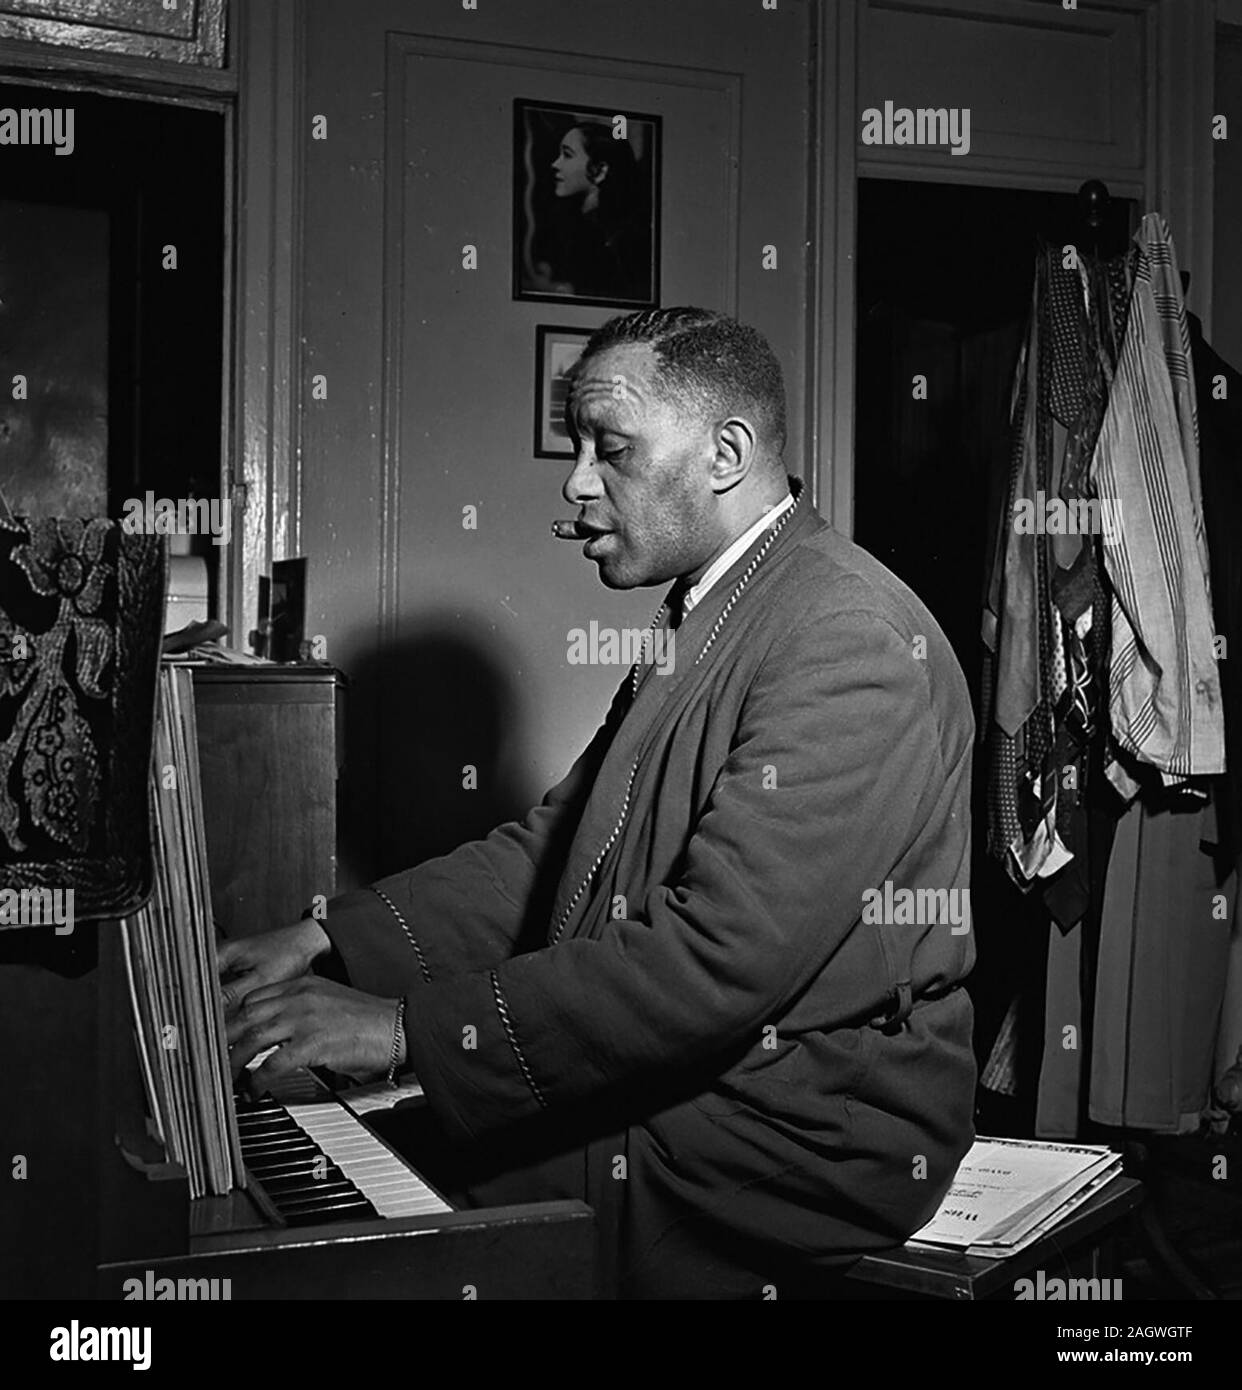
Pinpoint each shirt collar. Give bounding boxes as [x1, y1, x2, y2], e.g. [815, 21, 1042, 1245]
[679, 490, 796, 619]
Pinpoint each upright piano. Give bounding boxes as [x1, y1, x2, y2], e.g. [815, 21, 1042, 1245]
[1, 664, 595, 1300]
[95, 957, 595, 1299]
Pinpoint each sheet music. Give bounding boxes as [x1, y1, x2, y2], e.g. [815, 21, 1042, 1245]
[120, 667, 244, 1199]
[913, 1136, 1120, 1249]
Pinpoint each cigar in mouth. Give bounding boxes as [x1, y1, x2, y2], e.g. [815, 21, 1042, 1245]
[551, 519, 586, 540]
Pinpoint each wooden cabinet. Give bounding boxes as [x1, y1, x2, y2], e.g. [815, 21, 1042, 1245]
[191, 666, 345, 940]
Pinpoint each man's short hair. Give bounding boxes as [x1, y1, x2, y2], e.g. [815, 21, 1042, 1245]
[576, 307, 788, 455]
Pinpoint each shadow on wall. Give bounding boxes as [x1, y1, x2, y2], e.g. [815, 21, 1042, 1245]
[339, 620, 541, 885]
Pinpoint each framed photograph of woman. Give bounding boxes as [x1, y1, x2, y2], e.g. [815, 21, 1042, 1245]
[514, 100, 660, 309]
[533, 325, 592, 458]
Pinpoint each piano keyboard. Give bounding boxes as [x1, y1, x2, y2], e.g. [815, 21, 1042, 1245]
[234, 1077, 451, 1227]
[283, 1101, 449, 1218]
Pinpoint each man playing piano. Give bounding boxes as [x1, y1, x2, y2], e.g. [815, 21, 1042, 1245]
[221, 307, 977, 1299]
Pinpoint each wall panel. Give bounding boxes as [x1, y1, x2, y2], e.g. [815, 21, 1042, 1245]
[857, 0, 1148, 189]
[284, 0, 811, 885]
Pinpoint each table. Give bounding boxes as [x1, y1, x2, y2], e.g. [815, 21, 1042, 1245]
[843, 1176, 1144, 1300]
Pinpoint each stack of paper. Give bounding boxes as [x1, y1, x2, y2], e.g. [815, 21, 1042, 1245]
[119, 666, 245, 1199]
[910, 1136, 1124, 1259]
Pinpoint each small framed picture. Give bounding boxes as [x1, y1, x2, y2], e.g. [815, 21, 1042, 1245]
[514, 99, 660, 308]
[534, 325, 592, 459]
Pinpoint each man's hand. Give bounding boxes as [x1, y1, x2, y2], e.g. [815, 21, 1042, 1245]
[227, 976, 405, 1090]
[217, 918, 331, 1011]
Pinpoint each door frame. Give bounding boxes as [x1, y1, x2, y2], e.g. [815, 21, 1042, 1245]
[0, 47, 237, 626]
[810, 0, 1216, 540]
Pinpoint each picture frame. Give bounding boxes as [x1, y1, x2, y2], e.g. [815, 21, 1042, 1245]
[514, 98, 661, 309]
[0, 0, 226, 68]
[533, 324, 592, 459]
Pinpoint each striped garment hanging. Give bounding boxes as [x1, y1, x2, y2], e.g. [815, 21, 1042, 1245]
[1090, 212, 1225, 796]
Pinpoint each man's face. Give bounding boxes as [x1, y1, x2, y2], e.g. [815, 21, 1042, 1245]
[562, 343, 718, 590]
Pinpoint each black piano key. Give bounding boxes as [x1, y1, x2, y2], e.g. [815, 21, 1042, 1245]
[276, 1184, 376, 1210]
[246, 1158, 328, 1181]
[258, 1161, 352, 1187]
[235, 1116, 304, 1133]
[248, 1162, 344, 1184]
[281, 1199, 379, 1225]
[237, 1112, 309, 1134]
[238, 1129, 316, 1149]
[235, 1102, 289, 1121]
[235, 1116, 301, 1132]
[244, 1151, 324, 1171]
[241, 1136, 319, 1156]
[258, 1159, 350, 1185]
[242, 1150, 318, 1168]
[238, 1126, 305, 1145]
[240, 1134, 318, 1153]
[261, 1179, 359, 1201]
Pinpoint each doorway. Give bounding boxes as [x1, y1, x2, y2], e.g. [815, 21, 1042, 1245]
[0, 79, 226, 612]
[852, 177, 1135, 1115]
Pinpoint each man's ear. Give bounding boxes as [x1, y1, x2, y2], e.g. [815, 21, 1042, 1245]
[709, 417, 758, 493]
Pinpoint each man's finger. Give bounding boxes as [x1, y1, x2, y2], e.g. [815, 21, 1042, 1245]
[228, 1017, 294, 1076]
[216, 940, 247, 974]
[222, 972, 305, 1014]
[250, 1039, 315, 1095]
[235, 978, 306, 1009]
[225, 993, 286, 1044]
[220, 970, 260, 1012]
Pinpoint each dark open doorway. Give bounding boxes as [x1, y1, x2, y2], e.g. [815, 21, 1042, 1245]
[854, 176, 1133, 696]
[0, 80, 226, 609]
[853, 177, 1136, 1117]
